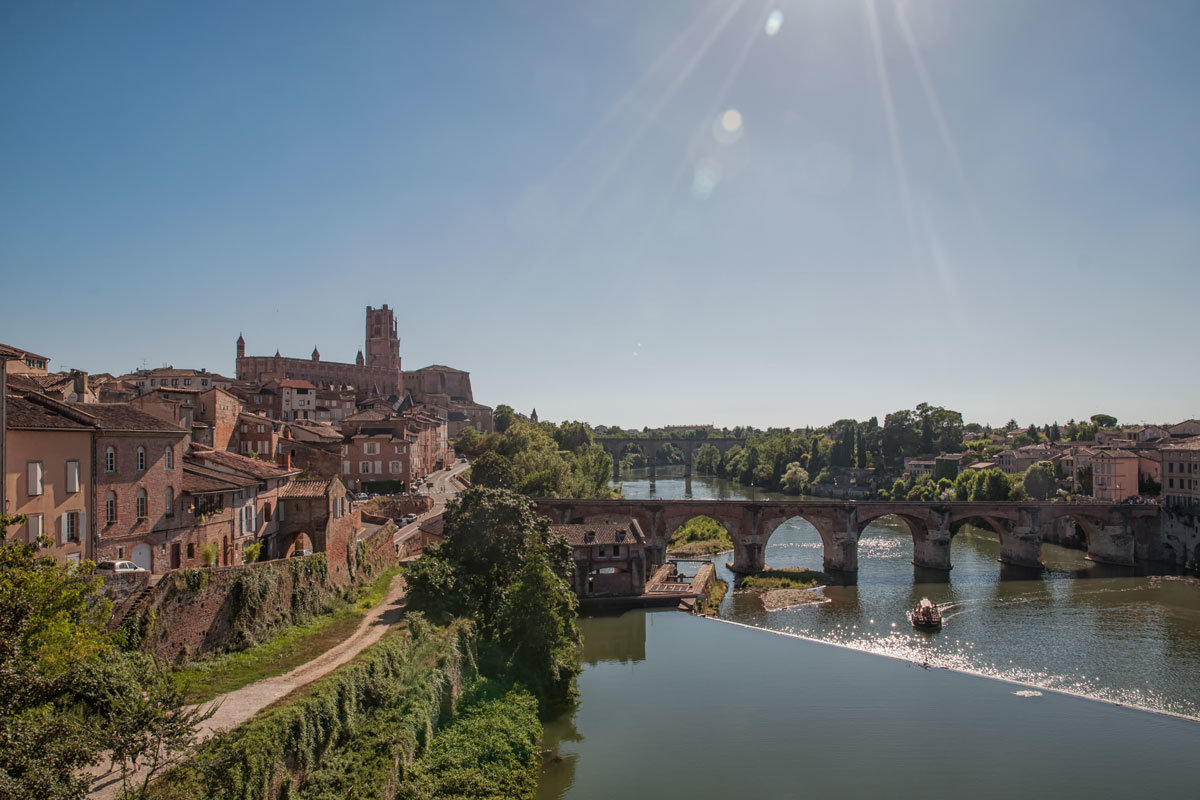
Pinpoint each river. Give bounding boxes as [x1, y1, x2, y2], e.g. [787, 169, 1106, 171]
[537, 467, 1200, 798]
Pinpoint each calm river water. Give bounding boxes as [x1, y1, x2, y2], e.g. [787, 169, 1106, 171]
[537, 468, 1200, 798]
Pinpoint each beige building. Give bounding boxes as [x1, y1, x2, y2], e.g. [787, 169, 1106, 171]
[1092, 449, 1139, 502]
[3, 393, 93, 564]
[1162, 437, 1200, 509]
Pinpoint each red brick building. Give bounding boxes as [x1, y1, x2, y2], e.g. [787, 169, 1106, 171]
[89, 404, 190, 571]
[274, 478, 361, 581]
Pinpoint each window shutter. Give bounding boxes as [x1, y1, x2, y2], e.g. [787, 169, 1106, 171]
[78, 510, 86, 543]
[57, 514, 65, 546]
[66, 461, 80, 493]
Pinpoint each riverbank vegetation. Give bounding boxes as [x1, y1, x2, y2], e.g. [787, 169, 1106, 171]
[668, 516, 733, 556]
[403, 487, 582, 709]
[456, 416, 614, 498]
[0, 517, 210, 800]
[738, 568, 829, 591]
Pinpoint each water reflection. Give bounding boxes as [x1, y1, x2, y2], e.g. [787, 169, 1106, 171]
[581, 611, 646, 665]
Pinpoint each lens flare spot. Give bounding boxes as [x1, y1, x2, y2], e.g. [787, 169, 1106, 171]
[691, 159, 721, 199]
[765, 9, 783, 36]
[720, 109, 743, 132]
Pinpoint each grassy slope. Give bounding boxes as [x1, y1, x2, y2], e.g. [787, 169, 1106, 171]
[175, 567, 402, 703]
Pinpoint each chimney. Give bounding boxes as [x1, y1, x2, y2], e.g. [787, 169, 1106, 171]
[72, 370, 88, 401]
[277, 452, 292, 471]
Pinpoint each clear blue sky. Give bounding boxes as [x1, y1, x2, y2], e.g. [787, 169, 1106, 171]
[3, 1, 1198, 429]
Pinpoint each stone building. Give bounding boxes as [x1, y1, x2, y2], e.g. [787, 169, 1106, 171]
[274, 478, 361, 580]
[404, 364, 493, 436]
[89, 404, 190, 571]
[1092, 448, 1139, 502]
[119, 367, 234, 396]
[235, 306, 404, 398]
[551, 520, 648, 599]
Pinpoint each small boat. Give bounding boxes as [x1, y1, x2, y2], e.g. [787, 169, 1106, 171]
[911, 597, 942, 630]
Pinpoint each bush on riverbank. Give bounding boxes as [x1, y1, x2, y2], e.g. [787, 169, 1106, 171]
[701, 578, 728, 614]
[668, 516, 733, 556]
[395, 681, 541, 800]
[145, 618, 474, 800]
[738, 568, 828, 591]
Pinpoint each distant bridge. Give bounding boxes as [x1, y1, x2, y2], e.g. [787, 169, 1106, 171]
[535, 498, 1166, 577]
[595, 436, 743, 481]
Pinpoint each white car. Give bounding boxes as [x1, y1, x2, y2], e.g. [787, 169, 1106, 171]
[95, 560, 146, 573]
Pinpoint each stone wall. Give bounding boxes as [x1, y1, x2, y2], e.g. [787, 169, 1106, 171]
[1162, 509, 1200, 567]
[133, 540, 402, 663]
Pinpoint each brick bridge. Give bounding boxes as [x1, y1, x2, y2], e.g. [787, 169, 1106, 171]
[534, 498, 1164, 577]
[596, 437, 743, 481]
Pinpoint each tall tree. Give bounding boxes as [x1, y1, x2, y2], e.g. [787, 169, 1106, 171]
[493, 404, 516, 433]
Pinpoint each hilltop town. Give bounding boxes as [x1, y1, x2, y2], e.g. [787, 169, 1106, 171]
[1, 305, 492, 573]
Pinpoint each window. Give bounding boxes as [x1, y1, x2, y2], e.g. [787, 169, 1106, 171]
[165, 447, 174, 470]
[342, 460, 351, 475]
[364, 442, 380, 455]
[64, 511, 80, 544]
[106, 446, 116, 472]
[184, 378, 192, 386]
[165, 487, 174, 516]
[27, 461, 43, 496]
[171, 378, 178, 386]
[66, 460, 80, 493]
[360, 461, 372, 474]
[187, 543, 195, 559]
[1169, 463, 1175, 473]
[106, 492, 117, 523]
[257, 424, 265, 433]
[136, 447, 146, 471]
[390, 461, 401, 474]
[27, 513, 43, 542]
[117, 547, 125, 559]
[137, 489, 147, 519]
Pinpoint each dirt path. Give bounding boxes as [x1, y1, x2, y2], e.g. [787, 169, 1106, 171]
[88, 574, 408, 799]
[87, 462, 471, 799]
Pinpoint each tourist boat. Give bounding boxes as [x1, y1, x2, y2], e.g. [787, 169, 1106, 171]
[910, 598, 942, 630]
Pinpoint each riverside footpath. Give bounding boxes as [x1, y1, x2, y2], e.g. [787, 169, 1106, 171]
[87, 462, 470, 799]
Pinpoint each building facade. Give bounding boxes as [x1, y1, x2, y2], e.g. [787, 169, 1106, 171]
[235, 306, 403, 398]
[1162, 438, 1200, 508]
[3, 393, 93, 565]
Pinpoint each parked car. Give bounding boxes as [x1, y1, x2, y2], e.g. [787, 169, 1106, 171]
[402, 513, 417, 524]
[356, 492, 369, 501]
[94, 560, 146, 573]
[290, 549, 313, 558]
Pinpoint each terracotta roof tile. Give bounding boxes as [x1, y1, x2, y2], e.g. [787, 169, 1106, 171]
[190, 443, 295, 479]
[551, 520, 645, 547]
[3, 394, 93, 431]
[84, 403, 189, 434]
[279, 480, 333, 499]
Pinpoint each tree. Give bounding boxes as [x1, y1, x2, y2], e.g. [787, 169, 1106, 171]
[493, 404, 516, 434]
[0, 518, 211, 800]
[855, 429, 868, 469]
[497, 539, 581, 706]
[96, 655, 214, 799]
[1049, 422, 1060, 442]
[1090, 414, 1118, 428]
[403, 489, 581, 707]
[1024, 460, 1057, 501]
[468, 451, 517, 490]
[781, 463, 810, 495]
[1076, 463, 1094, 494]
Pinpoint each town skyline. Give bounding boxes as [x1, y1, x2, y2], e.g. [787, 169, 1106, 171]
[5, 1, 1199, 428]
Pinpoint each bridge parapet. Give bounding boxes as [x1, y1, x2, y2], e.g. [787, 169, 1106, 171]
[533, 498, 1164, 576]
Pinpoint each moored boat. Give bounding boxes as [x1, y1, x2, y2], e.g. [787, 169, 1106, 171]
[911, 597, 942, 630]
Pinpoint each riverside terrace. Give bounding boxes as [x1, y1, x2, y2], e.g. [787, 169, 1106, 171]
[533, 499, 1169, 579]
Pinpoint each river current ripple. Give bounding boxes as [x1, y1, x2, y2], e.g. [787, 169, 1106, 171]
[623, 469, 1200, 720]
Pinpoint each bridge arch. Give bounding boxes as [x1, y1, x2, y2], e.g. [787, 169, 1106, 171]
[948, 512, 1043, 569]
[757, 513, 838, 575]
[856, 510, 953, 571]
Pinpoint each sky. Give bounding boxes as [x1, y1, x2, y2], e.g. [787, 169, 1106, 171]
[3, 0, 1198, 430]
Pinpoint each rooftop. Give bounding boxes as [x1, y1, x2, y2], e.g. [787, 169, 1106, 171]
[551, 520, 645, 547]
[279, 479, 334, 499]
[83, 403, 189, 434]
[190, 443, 296, 479]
